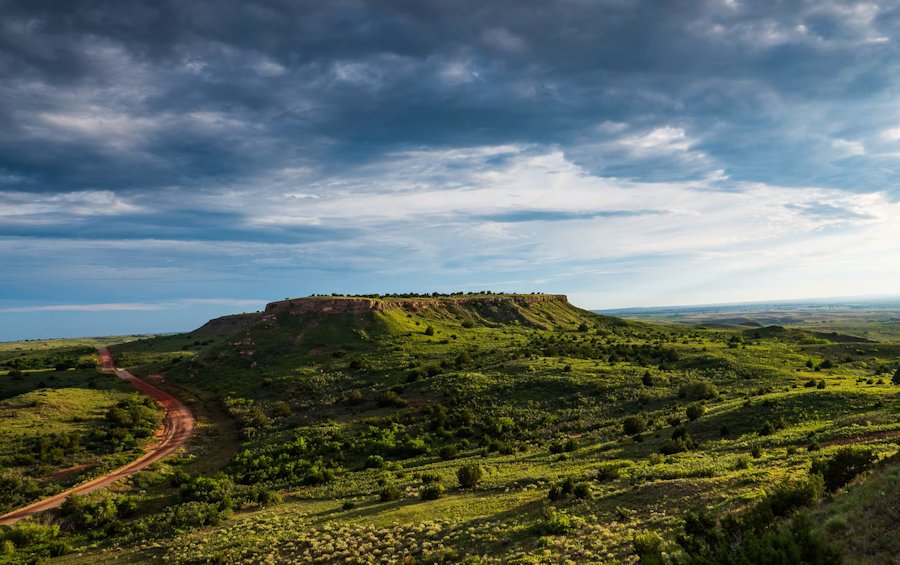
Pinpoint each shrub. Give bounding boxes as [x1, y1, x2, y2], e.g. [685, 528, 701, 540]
[457, 463, 483, 488]
[811, 447, 876, 491]
[379, 485, 402, 502]
[893, 367, 900, 385]
[763, 475, 824, 517]
[180, 475, 234, 510]
[376, 390, 408, 408]
[548, 477, 576, 501]
[679, 381, 718, 400]
[439, 444, 459, 460]
[660, 427, 695, 454]
[572, 482, 592, 499]
[1, 521, 60, 548]
[817, 379, 826, 389]
[633, 531, 665, 565]
[424, 325, 435, 336]
[419, 471, 441, 484]
[455, 351, 473, 366]
[623, 415, 647, 435]
[461, 320, 475, 328]
[686, 404, 705, 421]
[163, 501, 226, 529]
[642, 372, 655, 386]
[537, 508, 573, 535]
[676, 510, 840, 564]
[596, 463, 622, 482]
[365, 455, 385, 469]
[420, 484, 445, 501]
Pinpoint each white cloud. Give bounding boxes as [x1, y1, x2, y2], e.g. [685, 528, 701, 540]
[0, 190, 144, 220]
[832, 138, 865, 157]
[880, 127, 900, 142]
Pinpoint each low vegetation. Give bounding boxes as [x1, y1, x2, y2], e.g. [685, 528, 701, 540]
[1, 294, 897, 563]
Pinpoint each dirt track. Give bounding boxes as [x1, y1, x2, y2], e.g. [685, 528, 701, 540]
[0, 348, 194, 525]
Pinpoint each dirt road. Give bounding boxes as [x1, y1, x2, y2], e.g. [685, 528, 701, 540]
[0, 348, 194, 525]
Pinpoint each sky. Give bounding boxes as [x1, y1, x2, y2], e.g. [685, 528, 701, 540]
[3, 0, 900, 340]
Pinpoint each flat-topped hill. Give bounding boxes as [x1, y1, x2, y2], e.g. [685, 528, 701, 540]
[194, 293, 583, 335]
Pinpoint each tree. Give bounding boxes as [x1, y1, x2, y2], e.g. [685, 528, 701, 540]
[424, 325, 435, 336]
[893, 367, 900, 385]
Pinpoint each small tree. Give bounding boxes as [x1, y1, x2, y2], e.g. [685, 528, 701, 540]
[893, 368, 900, 385]
[457, 463, 483, 488]
[623, 415, 647, 435]
[686, 404, 705, 421]
[424, 325, 435, 336]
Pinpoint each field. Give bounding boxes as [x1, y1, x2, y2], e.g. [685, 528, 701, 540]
[1, 294, 897, 563]
[0, 355, 164, 520]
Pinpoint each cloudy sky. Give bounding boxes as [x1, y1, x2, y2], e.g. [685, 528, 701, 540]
[3, 0, 900, 339]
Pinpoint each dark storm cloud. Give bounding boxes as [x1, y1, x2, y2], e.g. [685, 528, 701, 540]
[3, 0, 900, 196]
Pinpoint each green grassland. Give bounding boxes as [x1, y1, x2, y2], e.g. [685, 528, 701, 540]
[0, 364, 164, 518]
[2, 294, 898, 563]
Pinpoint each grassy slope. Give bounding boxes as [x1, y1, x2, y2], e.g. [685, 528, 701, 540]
[810, 453, 900, 565]
[0, 365, 165, 515]
[20, 296, 899, 563]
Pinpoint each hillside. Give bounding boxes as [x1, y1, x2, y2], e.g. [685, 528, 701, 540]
[1, 293, 898, 563]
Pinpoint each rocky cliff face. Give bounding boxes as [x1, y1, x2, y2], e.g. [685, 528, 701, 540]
[192, 312, 263, 335]
[263, 294, 569, 316]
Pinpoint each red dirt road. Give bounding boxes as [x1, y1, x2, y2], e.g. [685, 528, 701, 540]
[0, 348, 194, 525]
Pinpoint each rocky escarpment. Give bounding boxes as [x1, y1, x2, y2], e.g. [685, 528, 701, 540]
[192, 312, 263, 336]
[263, 294, 570, 316]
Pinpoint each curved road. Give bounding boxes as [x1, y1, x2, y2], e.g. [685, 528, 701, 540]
[0, 348, 195, 525]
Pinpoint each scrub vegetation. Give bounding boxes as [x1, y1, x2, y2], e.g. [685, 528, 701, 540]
[0, 354, 164, 520]
[1, 294, 897, 563]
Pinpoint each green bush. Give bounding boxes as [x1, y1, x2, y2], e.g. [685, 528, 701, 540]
[536, 508, 573, 535]
[379, 485, 402, 501]
[365, 455, 385, 469]
[420, 484, 445, 500]
[376, 390, 408, 408]
[457, 463, 483, 488]
[686, 404, 705, 421]
[0, 521, 60, 548]
[633, 531, 665, 565]
[180, 474, 235, 510]
[811, 447, 876, 491]
[596, 463, 622, 482]
[623, 415, 647, 435]
[679, 381, 718, 400]
[572, 482, 592, 499]
[660, 427, 695, 454]
[676, 511, 840, 564]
